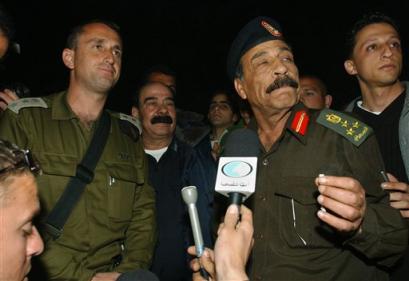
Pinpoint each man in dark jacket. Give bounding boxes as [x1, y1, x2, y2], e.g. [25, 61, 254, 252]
[131, 81, 214, 281]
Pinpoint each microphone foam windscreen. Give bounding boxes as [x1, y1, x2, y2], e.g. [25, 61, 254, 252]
[222, 128, 260, 157]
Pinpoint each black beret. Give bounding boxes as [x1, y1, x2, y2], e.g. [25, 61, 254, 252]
[226, 16, 284, 81]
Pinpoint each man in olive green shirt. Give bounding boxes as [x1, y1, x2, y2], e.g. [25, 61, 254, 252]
[225, 16, 408, 280]
[0, 20, 156, 281]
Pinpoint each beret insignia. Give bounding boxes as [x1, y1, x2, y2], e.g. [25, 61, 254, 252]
[261, 20, 282, 37]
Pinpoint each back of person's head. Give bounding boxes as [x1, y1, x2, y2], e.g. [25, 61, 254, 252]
[65, 19, 122, 50]
[345, 12, 399, 59]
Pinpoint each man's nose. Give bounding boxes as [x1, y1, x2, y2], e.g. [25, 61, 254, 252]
[27, 226, 44, 257]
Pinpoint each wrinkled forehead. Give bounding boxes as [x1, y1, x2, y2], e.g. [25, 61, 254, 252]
[241, 39, 293, 63]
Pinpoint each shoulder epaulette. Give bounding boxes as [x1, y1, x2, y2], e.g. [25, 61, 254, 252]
[117, 113, 142, 134]
[7, 97, 48, 114]
[316, 109, 373, 146]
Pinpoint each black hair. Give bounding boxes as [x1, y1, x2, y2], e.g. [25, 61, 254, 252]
[209, 88, 240, 117]
[0, 4, 15, 41]
[299, 74, 328, 97]
[0, 139, 40, 200]
[65, 19, 121, 49]
[131, 81, 175, 109]
[345, 12, 400, 59]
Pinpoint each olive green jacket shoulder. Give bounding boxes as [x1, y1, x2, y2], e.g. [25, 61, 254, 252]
[0, 91, 156, 281]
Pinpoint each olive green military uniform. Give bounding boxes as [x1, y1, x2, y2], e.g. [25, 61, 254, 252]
[0, 91, 156, 281]
[248, 104, 408, 281]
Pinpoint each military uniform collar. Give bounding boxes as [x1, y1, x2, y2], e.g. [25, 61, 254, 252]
[285, 103, 311, 145]
[51, 91, 77, 120]
[247, 104, 310, 145]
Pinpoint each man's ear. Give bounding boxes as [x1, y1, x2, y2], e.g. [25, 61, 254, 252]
[324, 94, 333, 108]
[344, 59, 357, 75]
[131, 106, 140, 119]
[234, 78, 247, 100]
[233, 113, 239, 123]
[62, 48, 75, 69]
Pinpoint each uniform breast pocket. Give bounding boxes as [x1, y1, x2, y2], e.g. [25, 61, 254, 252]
[35, 152, 77, 213]
[105, 161, 141, 222]
[276, 177, 336, 249]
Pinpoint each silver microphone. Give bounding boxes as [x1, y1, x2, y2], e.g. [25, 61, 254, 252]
[181, 185, 205, 257]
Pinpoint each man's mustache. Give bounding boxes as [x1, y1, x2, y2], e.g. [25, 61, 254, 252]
[266, 76, 299, 94]
[151, 115, 173, 124]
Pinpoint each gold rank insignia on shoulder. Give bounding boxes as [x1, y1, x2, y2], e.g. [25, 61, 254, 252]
[7, 97, 48, 114]
[316, 109, 373, 146]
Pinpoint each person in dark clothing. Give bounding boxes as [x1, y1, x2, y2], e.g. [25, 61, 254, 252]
[343, 12, 409, 281]
[131, 81, 214, 281]
[225, 15, 408, 280]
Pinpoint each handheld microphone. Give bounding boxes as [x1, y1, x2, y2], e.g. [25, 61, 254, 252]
[215, 128, 260, 205]
[181, 185, 209, 280]
[117, 269, 159, 281]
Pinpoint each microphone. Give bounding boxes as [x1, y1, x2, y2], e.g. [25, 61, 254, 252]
[181, 185, 209, 280]
[215, 128, 260, 205]
[117, 269, 159, 281]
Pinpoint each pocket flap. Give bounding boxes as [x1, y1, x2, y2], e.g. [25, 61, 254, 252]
[36, 152, 77, 177]
[275, 176, 318, 205]
[104, 161, 144, 184]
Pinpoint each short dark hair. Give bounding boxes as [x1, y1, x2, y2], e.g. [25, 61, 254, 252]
[0, 139, 40, 202]
[300, 75, 327, 97]
[65, 19, 121, 49]
[131, 81, 175, 109]
[0, 4, 15, 41]
[209, 88, 240, 117]
[142, 64, 177, 81]
[345, 12, 400, 58]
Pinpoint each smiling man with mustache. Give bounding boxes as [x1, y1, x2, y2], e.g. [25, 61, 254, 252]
[226, 16, 408, 280]
[131, 82, 214, 281]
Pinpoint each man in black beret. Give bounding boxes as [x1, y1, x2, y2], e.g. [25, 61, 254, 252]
[226, 16, 408, 280]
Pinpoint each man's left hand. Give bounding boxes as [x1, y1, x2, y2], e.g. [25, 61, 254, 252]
[315, 176, 366, 233]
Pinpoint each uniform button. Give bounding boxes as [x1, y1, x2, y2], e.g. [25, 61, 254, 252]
[261, 196, 266, 201]
[256, 233, 264, 239]
[262, 159, 269, 166]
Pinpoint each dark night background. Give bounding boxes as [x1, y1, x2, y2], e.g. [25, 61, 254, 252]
[1, 0, 408, 115]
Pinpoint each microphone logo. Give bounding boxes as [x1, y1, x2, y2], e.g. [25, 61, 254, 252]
[222, 161, 253, 178]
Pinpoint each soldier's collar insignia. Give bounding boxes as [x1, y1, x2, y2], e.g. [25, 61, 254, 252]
[317, 109, 373, 146]
[261, 20, 282, 37]
[290, 110, 309, 136]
